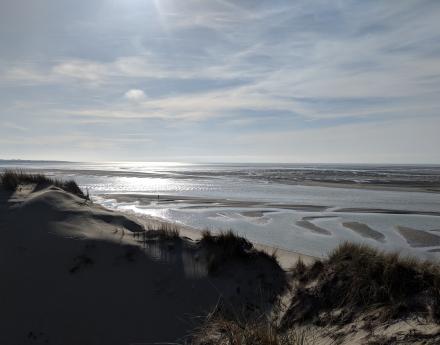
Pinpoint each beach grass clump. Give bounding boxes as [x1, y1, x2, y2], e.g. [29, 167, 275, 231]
[144, 223, 180, 239]
[283, 242, 440, 327]
[191, 316, 315, 345]
[201, 230, 253, 256]
[200, 230, 281, 273]
[200, 230, 254, 272]
[0, 169, 87, 199]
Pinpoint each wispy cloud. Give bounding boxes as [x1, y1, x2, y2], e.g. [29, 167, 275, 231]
[124, 89, 146, 101]
[1, 0, 439, 161]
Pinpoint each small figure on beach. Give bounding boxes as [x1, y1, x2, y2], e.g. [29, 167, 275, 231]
[157, 194, 160, 200]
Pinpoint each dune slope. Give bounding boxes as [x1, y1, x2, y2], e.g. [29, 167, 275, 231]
[0, 185, 286, 345]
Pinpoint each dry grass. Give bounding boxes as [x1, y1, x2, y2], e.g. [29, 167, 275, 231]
[152, 223, 180, 238]
[0, 170, 87, 199]
[283, 242, 440, 327]
[191, 316, 316, 345]
[133, 223, 181, 241]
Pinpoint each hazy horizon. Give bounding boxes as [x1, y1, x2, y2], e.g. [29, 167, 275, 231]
[2, 158, 440, 167]
[1, 1, 440, 163]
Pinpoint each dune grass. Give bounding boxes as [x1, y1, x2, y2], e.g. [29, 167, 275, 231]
[139, 223, 181, 240]
[0, 170, 88, 199]
[191, 316, 315, 345]
[201, 230, 252, 273]
[193, 242, 440, 344]
[284, 242, 440, 327]
[200, 230, 281, 273]
[201, 229, 252, 256]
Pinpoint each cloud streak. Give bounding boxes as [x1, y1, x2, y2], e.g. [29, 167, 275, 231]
[0, 0, 439, 162]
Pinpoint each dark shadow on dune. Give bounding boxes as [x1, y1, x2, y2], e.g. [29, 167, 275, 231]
[0, 182, 288, 345]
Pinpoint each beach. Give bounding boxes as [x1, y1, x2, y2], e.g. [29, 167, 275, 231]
[3, 0, 440, 343]
[2, 160, 440, 260]
[0, 181, 292, 344]
[1, 175, 440, 344]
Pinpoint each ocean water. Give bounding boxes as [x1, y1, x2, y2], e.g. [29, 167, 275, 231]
[1, 160, 440, 259]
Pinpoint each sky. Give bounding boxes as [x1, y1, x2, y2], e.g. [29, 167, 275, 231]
[1, 0, 440, 163]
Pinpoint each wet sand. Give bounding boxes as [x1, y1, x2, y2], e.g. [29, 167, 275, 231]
[303, 180, 440, 194]
[296, 220, 331, 235]
[397, 226, 440, 247]
[342, 222, 386, 242]
[102, 194, 440, 218]
[239, 210, 274, 218]
[336, 207, 440, 217]
[97, 193, 440, 258]
[303, 215, 338, 221]
[101, 194, 328, 212]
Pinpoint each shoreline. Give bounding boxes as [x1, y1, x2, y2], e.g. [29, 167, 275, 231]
[96, 192, 440, 217]
[109, 207, 318, 269]
[93, 193, 440, 261]
[2, 174, 440, 344]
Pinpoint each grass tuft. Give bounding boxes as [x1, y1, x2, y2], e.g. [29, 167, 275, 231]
[0, 170, 88, 199]
[191, 315, 316, 345]
[152, 223, 180, 238]
[139, 223, 181, 241]
[200, 230, 253, 273]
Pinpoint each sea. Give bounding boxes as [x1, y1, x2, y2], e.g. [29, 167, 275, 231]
[2, 160, 440, 259]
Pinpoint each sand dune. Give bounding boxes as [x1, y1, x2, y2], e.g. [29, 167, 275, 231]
[0, 186, 289, 345]
[1, 181, 439, 344]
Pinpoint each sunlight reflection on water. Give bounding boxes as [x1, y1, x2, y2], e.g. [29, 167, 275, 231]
[2, 161, 440, 259]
